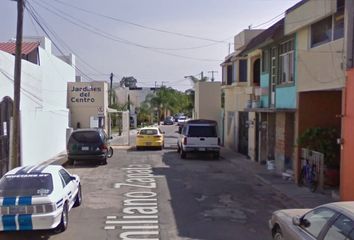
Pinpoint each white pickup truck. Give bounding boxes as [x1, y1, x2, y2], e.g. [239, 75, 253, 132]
[177, 119, 220, 159]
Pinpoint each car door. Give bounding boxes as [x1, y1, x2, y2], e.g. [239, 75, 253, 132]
[59, 169, 77, 210]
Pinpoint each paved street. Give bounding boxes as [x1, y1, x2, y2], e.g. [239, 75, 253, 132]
[1, 124, 297, 240]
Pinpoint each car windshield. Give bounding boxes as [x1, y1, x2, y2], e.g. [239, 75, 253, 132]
[188, 126, 217, 137]
[69, 131, 101, 144]
[0, 173, 54, 197]
[139, 129, 158, 135]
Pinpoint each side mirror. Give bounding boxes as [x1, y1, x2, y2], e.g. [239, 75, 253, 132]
[70, 175, 77, 181]
[292, 216, 301, 226]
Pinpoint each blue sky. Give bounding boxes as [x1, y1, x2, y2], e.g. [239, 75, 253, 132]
[1, 0, 299, 91]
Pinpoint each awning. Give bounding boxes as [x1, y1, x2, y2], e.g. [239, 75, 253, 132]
[0, 41, 40, 55]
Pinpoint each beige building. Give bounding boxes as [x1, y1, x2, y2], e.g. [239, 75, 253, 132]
[67, 81, 114, 133]
[194, 81, 221, 123]
[221, 29, 263, 156]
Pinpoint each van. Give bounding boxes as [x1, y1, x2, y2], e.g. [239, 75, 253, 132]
[177, 119, 220, 159]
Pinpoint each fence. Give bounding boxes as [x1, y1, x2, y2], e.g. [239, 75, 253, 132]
[300, 148, 325, 192]
[0, 96, 13, 177]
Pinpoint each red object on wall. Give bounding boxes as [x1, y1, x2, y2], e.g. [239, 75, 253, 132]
[341, 69, 354, 200]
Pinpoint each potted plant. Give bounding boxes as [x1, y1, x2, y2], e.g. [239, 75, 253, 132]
[297, 127, 340, 186]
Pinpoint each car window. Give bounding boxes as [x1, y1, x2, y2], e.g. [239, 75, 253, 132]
[59, 169, 72, 186]
[69, 131, 101, 144]
[139, 129, 158, 135]
[0, 173, 53, 196]
[301, 207, 336, 238]
[188, 125, 217, 137]
[323, 215, 354, 240]
[182, 126, 188, 135]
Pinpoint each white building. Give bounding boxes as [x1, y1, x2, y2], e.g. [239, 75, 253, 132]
[115, 86, 158, 127]
[0, 36, 75, 166]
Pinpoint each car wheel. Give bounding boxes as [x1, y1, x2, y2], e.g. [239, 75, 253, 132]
[107, 147, 113, 158]
[136, 146, 140, 151]
[55, 203, 68, 233]
[74, 184, 82, 207]
[180, 149, 186, 159]
[273, 227, 283, 240]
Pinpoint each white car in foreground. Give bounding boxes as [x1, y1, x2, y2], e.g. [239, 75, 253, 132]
[0, 164, 81, 232]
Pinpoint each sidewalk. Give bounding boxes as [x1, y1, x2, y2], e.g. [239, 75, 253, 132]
[220, 147, 334, 208]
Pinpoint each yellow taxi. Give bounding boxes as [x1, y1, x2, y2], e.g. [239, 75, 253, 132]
[136, 127, 165, 150]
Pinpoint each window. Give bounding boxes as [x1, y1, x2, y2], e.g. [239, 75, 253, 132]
[334, 0, 344, 40]
[59, 169, 72, 186]
[311, 1, 345, 48]
[227, 65, 233, 85]
[311, 16, 332, 47]
[239, 59, 247, 82]
[188, 126, 217, 137]
[301, 208, 336, 238]
[279, 39, 294, 84]
[324, 215, 354, 240]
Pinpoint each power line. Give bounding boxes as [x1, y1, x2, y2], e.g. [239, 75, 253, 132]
[25, 2, 98, 81]
[52, 0, 229, 44]
[29, 0, 222, 62]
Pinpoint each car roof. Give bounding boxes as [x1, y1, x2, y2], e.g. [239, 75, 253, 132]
[321, 201, 354, 218]
[139, 127, 159, 130]
[185, 119, 217, 125]
[72, 128, 103, 133]
[5, 164, 63, 176]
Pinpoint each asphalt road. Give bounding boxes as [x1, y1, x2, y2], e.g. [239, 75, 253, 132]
[1, 124, 289, 240]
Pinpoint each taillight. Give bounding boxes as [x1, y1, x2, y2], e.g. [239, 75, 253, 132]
[183, 137, 187, 145]
[100, 144, 108, 151]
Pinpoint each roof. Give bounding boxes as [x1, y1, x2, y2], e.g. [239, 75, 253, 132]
[286, 0, 309, 14]
[139, 126, 159, 130]
[221, 52, 236, 65]
[0, 41, 40, 55]
[239, 18, 285, 56]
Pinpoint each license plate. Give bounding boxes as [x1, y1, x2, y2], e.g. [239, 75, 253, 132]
[198, 148, 206, 151]
[146, 142, 152, 146]
[81, 146, 89, 151]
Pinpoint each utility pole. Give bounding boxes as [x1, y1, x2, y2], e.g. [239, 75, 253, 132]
[208, 70, 218, 82]
[345, 0, 354, 69]
[200, 71, 204, 81]
[109, 73, 113, 106]
[11, 0, 24, 169]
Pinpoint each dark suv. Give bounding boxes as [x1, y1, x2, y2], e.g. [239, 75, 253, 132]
[67, 128, 113, 165]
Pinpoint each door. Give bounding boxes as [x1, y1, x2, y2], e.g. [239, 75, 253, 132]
[238, 112, 249, 155]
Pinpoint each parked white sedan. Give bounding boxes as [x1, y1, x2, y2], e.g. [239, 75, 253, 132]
[0, 164, 81, 232]
[269, 201, 354, 240]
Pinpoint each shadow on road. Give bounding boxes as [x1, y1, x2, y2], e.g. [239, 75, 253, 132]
[0, 229, 58, 240]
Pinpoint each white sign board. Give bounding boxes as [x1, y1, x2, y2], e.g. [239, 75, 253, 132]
[90, 116, 99, 128]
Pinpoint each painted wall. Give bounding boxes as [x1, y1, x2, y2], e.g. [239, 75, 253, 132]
[341, 69, 354, 200]
[276, 86, 296, 109]
[195, 81, 221, 123]
[296, 28, 345, 92]
[285, 0, 336, 35]
[67, 81, 108, 131]
[0, 37, 75, 166]
[260, 73, 269, 107]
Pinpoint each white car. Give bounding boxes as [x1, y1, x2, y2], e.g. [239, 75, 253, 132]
[0, 164, 81, 232]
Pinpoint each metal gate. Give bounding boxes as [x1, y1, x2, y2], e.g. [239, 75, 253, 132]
[238, 112, 249, 155]
[0, 96, 13, 177]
